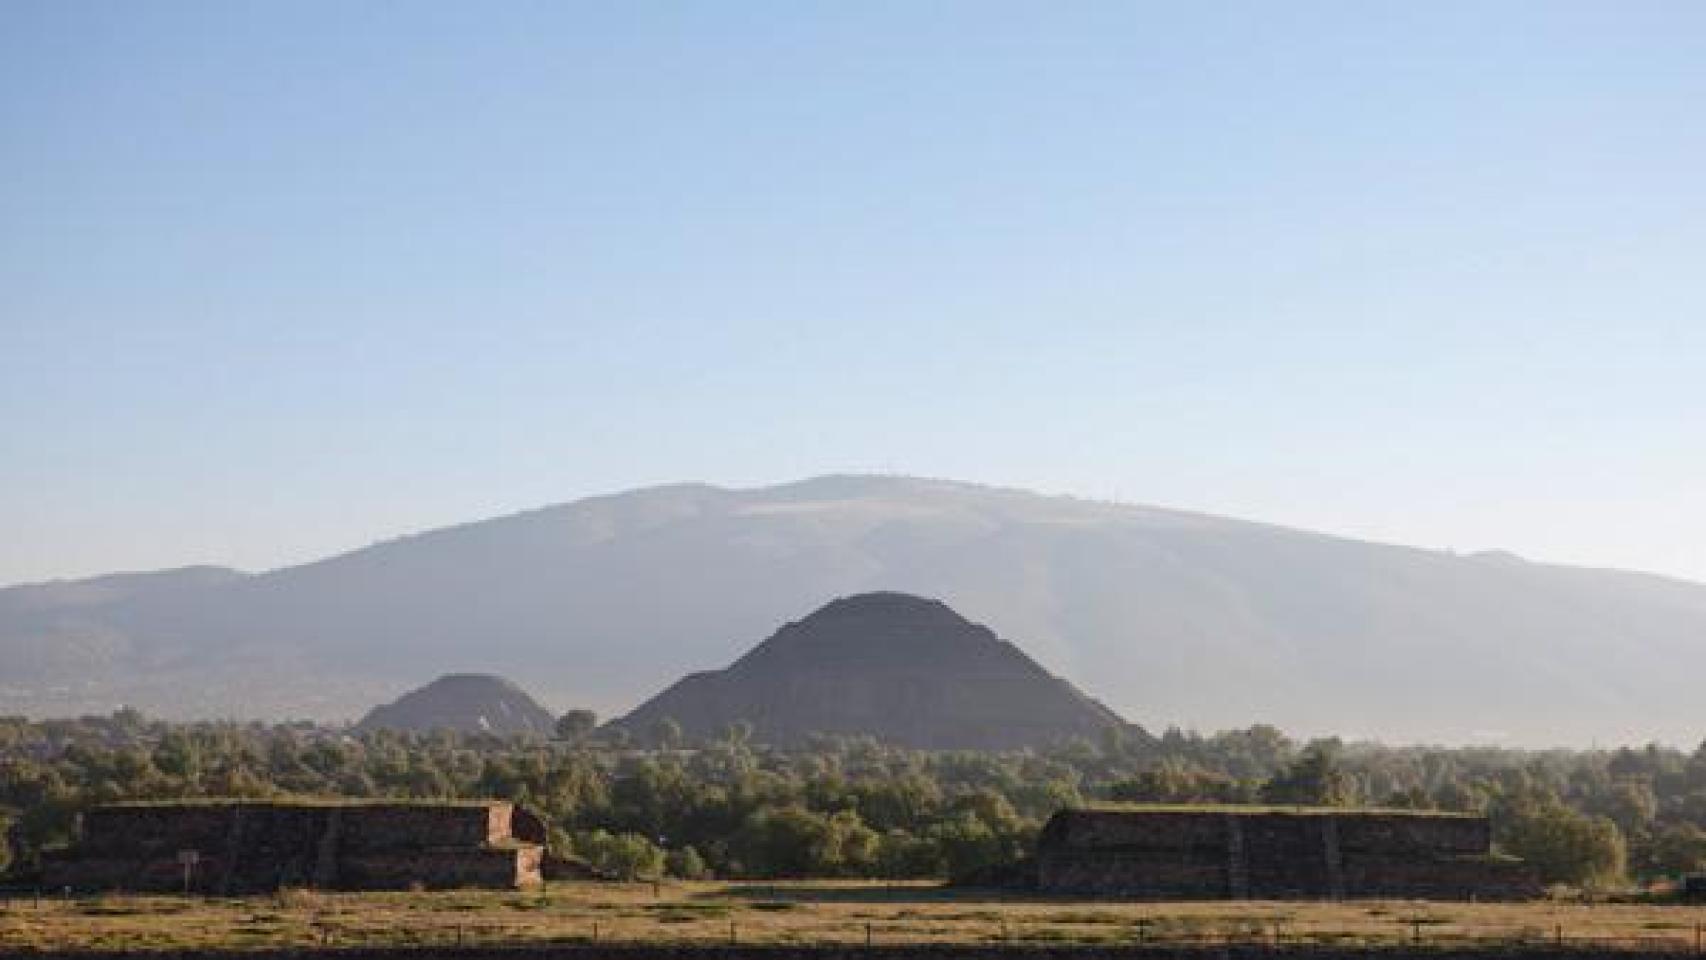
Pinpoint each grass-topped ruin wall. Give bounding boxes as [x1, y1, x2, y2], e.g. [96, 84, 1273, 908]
[42, 799, 544, 893]
[1037, 806, 1539, 901]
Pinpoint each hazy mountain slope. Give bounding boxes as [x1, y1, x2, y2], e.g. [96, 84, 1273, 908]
[612, 592, 1132, 749]
[0, 566, 248, 685]
[1, 476, 1702, 746]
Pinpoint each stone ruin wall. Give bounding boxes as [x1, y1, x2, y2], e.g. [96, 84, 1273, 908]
[1037, 809, 1540, 901]
[44, 802, 543, 893]
[341, 843, 545, 890]
[1044, 808, 1488, 853]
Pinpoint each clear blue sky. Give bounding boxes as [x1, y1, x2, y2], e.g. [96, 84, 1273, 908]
[4, 2, 1704, 586]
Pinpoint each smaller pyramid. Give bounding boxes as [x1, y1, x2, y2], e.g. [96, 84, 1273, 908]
[612, 592, 1135, 750]
[357, 673, 556, 736]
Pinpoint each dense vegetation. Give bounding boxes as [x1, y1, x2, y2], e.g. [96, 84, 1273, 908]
[3, 710, 1703, 889]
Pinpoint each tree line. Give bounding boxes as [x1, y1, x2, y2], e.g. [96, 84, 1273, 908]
[2, 709, 1703, 889]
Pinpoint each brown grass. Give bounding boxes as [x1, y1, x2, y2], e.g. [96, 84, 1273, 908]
[1, 881, 1703, 953]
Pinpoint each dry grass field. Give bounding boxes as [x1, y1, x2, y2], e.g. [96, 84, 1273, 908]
[3, 881, 1705, 954]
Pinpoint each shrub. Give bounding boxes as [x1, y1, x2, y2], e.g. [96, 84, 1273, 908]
[574, 829, 665, 880]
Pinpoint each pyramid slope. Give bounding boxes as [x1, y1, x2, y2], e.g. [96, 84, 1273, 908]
[613, 592, 1131, 750]
[357, 673, 557, 736]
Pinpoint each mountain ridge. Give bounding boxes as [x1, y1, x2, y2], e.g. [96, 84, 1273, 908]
[8, 477, 1703, 593]
[2, 475, 1703, 747]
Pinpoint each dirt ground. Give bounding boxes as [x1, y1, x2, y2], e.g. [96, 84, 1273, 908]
[3, 880, 1704, 954]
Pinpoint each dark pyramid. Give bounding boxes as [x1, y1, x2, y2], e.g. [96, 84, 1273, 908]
[356, 673, 557, 736]
[613, 592, 1135, 750]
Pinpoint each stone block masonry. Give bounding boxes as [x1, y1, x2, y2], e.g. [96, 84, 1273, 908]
[42, 799, 544, 893]
[1036, 805, 1540, 900]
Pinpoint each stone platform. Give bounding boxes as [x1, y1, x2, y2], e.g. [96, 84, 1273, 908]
[1037, 805, 1539, 900]
[43, 799, 545, 892]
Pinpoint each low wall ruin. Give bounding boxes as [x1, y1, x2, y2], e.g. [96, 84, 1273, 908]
[1037, 806, 1539, 900]
[42, 799, 543, 893]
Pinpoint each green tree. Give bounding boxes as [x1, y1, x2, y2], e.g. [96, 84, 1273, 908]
[1497, 801, 1626, 886]
[574, 829, 665, 880]
[1595, 779, 1658, 838]
[823, 809, 880, 875]
[0, 810, 12, 875]
[927, 809, 1004, 880]
[1100, 725, 1129, 760]
[731, 806, 830, 877]
[555, 710, 598, 742]
[650, 717, 684, 751]
[1109, 759, 1247, 804]
[1260, 745, 1356, 806]
[851, 774, 941, 832]
[666, 844, 709, 879]
[875, 829, 940, 878]
[729, 805, 876, 877]
[724, 719, 755, 747]
[610, 758, 700, 839]
[1646, 823, 1706, 878]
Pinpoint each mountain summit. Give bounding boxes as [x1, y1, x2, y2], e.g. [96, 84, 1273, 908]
[611, 593, 1130, 750]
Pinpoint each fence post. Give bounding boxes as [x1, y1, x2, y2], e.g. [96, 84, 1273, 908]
[729, 919, 737, 945]
[866, 922, 872, 948]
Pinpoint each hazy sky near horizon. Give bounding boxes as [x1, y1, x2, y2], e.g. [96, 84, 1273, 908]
[4, 2, 1705, 587]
